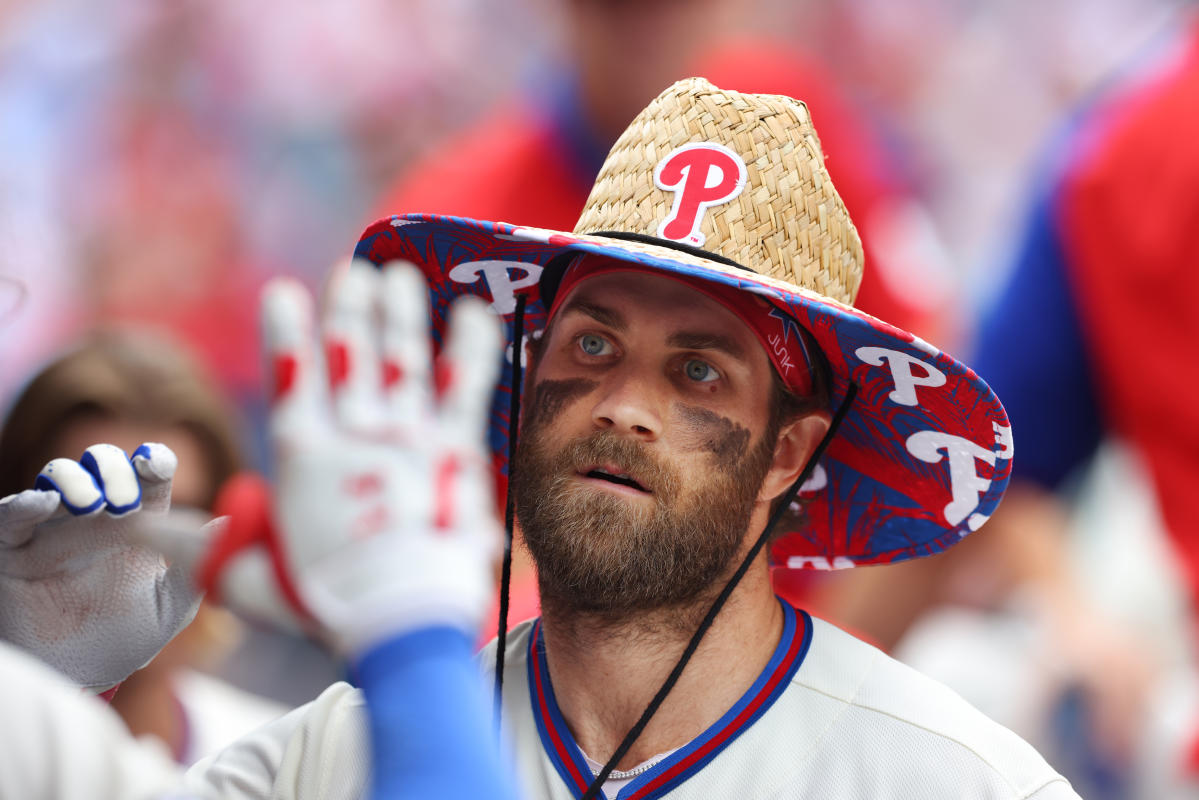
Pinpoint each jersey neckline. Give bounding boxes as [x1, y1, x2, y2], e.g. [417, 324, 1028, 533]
[526, 598, 813, 800]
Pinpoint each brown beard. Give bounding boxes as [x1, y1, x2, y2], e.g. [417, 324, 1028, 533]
[511, 401, 779, 623]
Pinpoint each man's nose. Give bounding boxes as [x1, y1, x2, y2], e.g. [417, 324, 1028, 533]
[590, 368, 662, 440]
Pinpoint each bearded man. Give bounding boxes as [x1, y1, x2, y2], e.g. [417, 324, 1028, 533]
[361, 78, 1076, 800]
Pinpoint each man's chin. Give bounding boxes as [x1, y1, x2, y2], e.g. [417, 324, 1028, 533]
[537, 576, 722, 636]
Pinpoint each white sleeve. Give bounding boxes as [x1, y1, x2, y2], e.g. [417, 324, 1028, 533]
[183, 681, 370, 800]
[0, 642, 190, 800]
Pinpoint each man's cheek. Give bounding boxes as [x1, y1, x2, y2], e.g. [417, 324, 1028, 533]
[675, 403, 751, 461]
[527, 378, 598, 426]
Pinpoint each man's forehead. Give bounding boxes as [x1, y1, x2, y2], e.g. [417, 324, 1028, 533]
[549, 272, 762, 367]
[554, 270, 760, 344]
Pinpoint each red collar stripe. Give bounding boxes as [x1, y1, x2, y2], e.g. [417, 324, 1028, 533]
[528, 620, 595, 794]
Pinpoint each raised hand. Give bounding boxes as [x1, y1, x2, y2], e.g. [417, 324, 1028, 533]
[0, 443, 199, 690]
[192, 260, 505, 655]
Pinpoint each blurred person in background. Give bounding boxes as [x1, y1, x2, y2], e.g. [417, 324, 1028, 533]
[0, 330, 288, 764]
[72, 95, 269, 415]
[819, 11, 1199, 800]
[967, 15, 1199, 798]
[376, 0, 959, 636]
[809, 0, 1182, 298]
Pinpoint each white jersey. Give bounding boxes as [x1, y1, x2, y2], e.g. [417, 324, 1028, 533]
[0, 641, 191, 800]
[182, 681, 370, 800]
[488, 603, 1080, 800]
[182, 603, 1081, 800]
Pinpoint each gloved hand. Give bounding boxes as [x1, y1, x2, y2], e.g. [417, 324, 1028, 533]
[163, 260, 505, 656]
[0, 443, 200, 690]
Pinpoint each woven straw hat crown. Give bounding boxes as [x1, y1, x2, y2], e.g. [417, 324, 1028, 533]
[574, 77, 865, 307]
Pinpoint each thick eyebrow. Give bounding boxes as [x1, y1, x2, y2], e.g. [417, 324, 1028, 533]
[558, 298, 746, 359]
[558, 300, 626, 330]
[666, 331, 747, 360]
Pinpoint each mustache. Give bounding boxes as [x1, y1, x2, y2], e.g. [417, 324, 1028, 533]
[552, 432, 680, 500]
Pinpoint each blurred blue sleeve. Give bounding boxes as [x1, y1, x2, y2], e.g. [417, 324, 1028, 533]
[354, 627, 520, 800]
[971, 184, 1103, 490]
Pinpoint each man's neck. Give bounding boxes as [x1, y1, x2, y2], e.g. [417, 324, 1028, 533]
[538, 554, 783, 770]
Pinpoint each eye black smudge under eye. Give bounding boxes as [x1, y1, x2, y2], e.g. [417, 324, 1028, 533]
[676, 404, 751, 461]
[529, 378, 598, 424]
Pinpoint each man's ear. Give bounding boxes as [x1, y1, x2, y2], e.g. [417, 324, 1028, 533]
[524, 333, 542, 372]
[758, 411, 832, 504]
[521, 328, 548, 379]
[518, 334, 541, 393]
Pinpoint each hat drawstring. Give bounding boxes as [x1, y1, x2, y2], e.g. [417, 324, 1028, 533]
[581, 381, 859, 800]
[494, 292, 527, 735]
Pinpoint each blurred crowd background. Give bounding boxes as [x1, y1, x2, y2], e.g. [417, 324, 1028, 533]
[1, 0, 1195, 797]
[0, 0, 1181, 405]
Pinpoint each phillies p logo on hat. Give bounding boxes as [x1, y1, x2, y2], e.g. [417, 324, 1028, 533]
[654, 143, 748, 246]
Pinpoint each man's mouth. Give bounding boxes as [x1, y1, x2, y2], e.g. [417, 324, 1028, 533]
[580, 467, 650, 494]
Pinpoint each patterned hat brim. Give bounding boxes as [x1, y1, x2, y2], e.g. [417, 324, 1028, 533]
[355, 214, 1014, 570]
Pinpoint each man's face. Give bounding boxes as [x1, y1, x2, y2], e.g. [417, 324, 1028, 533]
[512, 271, 782, 619]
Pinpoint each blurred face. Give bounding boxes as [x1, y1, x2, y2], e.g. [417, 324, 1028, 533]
[512, 271, 782, 618]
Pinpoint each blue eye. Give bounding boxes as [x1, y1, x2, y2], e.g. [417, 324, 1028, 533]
[579, 334, 610, 356]
[684, 359, 719, 382]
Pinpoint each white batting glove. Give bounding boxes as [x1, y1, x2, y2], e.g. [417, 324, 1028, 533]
[0, 443, 200, 690]
[193, 260, 504, 656]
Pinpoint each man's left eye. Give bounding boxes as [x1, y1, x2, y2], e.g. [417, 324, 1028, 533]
[578, 334, 610, 356]
[684, 359, 719, 382]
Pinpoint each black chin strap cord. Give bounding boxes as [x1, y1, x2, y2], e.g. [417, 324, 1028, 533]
[580, 382, 859, 800]
[494, 293, 527, 735]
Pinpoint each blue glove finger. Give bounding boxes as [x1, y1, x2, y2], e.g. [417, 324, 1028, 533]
[80, 444, 142, 517]
[35, 458, 103, 516]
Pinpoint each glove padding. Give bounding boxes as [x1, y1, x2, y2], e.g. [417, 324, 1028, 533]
[184, 260, 505, 655]
[0, 443, 200, 690]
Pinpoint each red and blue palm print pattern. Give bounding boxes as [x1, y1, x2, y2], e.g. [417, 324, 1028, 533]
[354, 214, 1013, 569]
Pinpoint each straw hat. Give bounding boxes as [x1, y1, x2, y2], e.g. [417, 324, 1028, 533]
[355, 77, 1013, 569]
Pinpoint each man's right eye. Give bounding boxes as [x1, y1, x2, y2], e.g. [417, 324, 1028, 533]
[578, 334, 611, 356]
